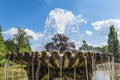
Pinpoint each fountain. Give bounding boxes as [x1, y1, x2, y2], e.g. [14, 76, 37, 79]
[5, 33, 114, 80]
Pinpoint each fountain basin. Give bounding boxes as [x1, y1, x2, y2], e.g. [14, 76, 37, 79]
[6, 51, 114, 80]
[5, 34, 114, 80]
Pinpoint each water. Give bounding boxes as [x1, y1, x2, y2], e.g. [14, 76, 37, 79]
[48, 59, 50, 80]
[60, 56, 63, 80]
[12, 61, 14, 80]
[43, 12, 84, 51]
[4, 57, 10, 80]
[21, 60, 23, 80]
[92, 55, 114, 80]
[32, 56, 35, 80]
[92, 70, 111, 80]
[74, 67, 76, 80]
[91, 56, 95, 75]
[4, 63, 7, 80]
[85, 58, 88, 80]
[3, 8, 115, 80]
[111, 57, 115, 80]
[4, 49, 115, 80]
[36, 57, 41, 80]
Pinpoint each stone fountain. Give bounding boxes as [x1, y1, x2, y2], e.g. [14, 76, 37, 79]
[6, 33, 114, 80]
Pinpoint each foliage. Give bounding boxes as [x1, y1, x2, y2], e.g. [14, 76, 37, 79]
[102, 45, 108, 52]
[0, 27, 33, 65]
[93, 47, 104, 52]
[13, 27, 33, 52]
[5, 39, 18, 52]
[79, 40, 93, 51]
[0, 26, 8, 65]
[108, 25, 120, 62]
[119, 44, 120, 53]
[79, 40, 108, 53]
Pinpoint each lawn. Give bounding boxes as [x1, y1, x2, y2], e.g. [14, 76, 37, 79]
[0, 64, 27, 80]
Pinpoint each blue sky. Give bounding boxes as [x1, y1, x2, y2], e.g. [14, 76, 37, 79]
[0, 0, 120, 50]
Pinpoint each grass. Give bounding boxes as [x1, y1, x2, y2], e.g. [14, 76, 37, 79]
[0, 63, 27, 80]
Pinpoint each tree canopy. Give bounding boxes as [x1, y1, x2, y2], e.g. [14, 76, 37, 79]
[0, 27, 33, 65]
[108, 25, 120, 62]
[79, 40, 108, 53]
[13, 27, 33, 52]
[0, 26, 8, 65]
[79, 40, 92, 51]
[5, 39, 18, 52]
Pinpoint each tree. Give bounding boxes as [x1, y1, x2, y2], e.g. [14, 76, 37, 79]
[79, 40, 93, 51]
[119, 43, 120, 52]
[5, 39, 18, 52]
[93, 47, 104, 53]
[102, 45, 108, 52]
[13, 27, 32, 52]
[0, 26, 8, 65]
[108, 25, 120, 62]
[79, 40, 107, 53]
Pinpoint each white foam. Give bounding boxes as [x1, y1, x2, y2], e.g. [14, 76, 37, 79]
[92, 70, 111, 80]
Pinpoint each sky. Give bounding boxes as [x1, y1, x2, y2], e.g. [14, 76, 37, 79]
[0, 0, 120, 50]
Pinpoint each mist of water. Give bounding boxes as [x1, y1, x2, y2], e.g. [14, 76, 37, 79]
[92, 56, 114, 80]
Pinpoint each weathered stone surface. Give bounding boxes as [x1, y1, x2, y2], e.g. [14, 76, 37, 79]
[7, 51, 113, 80]
[6, 34, 114, 80]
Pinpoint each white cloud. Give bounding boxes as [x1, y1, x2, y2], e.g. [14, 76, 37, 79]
[25, 29, 43, 40]
[87, 42, 107, 47]
[92, 19, 120, 40]
[86, 30, 93, 36]
[45, 8, 86, 34]
[87, 42, 98, 47]
[3, 27, 43, 41]
[31, 44, 42, 51]
[3, 27, 18, 35]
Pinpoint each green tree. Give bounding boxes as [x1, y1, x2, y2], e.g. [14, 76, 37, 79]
[102, 45, 108, 52]
[79, 40, 108, 53]
[93, 47, 104, 52]
[13, 27, 32, 52]
[119, 44, 120, 52]
[5, 39, 18, 52]
[108, 25, 120, 62]
[79, 40, 93, 51]
[0, 26, 8, 65]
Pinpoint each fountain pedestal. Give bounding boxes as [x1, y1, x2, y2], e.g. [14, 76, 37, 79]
[6, 34, 114, 80]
